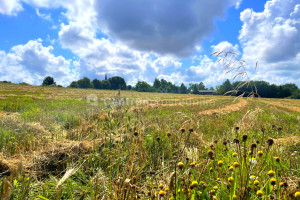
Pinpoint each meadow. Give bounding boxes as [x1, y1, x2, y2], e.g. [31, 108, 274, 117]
[0, 83, 299, 200]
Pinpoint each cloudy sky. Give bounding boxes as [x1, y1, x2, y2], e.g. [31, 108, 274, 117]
[0, 0, 299, 87]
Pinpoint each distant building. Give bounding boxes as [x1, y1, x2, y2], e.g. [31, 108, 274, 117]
[198, 90, 216, 95]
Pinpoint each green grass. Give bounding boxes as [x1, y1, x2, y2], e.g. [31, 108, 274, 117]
[0, 84, 299, 199]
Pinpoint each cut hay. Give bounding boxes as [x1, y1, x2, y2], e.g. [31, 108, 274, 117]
[199, 98, 248, 115]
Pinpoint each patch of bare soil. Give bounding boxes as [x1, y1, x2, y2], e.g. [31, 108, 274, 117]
[199, 98, 248, 115]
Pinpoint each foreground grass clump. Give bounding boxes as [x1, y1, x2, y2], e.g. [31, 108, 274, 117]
[0, 84, 299, 199]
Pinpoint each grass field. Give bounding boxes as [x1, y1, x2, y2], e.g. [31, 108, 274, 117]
[0, 83, 300, 200]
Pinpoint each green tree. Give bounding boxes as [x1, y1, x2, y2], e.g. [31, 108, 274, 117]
[217, 79, 233, 95]
[69, 81, 78, 88]
[101, 80, 111, 90]
[92, 79, 102, 89]
[78, 77, 93, 88]
[179, 83, 188, 94]
[42, 76, 55, 86]
[135, 81, 152, 92]
[153, 78, 161, 90]
[108, 76, 126, 90]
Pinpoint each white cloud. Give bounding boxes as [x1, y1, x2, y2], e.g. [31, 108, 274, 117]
[36, 9, 51, 21]
[95, 0, 240, 57]
[239, 0, 300, 86]
[0, 0, 23, 15]
[211, 41, 240, 54]
[0, 39, 77, 86]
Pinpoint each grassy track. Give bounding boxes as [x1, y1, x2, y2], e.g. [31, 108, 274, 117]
[0, 84, 299, 199]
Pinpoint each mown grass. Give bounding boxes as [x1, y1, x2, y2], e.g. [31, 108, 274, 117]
[0, 84, 299, 200]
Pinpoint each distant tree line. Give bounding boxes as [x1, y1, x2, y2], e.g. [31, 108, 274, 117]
[216, 79, 300, 99]
[2, 76, 299, 99]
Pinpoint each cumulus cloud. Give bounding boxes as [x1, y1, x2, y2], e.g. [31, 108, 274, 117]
[239, 0, 300, 86]
[0, 0, 23, 15]
[0, 39, 77, 85]
[95, 0, 240, 57]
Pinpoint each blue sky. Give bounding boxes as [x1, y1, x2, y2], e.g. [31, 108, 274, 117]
[0, 0, 299, 87]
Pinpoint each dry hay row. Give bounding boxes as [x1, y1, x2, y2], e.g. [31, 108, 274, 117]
[0, 138, 104, 177]
[199, 98, 248, 116]
[259, 99, 300, 113]
[129, 98, 217, 112]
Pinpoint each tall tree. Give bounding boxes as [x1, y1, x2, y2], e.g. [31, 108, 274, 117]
[179, 83, 188, 94]
[42, 76, 55, 86]
[108, 76, 127, 90]
[92, 79, 102, 89]
[78, 77, 93, 88]
[217, 79, 233, 95]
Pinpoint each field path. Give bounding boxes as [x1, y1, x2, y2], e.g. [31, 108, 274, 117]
[199, 98, 248, 115]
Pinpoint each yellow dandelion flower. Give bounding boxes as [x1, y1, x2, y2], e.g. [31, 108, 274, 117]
[159, 190, 166, 196]
[218, 160, 224, 167]
[268, 170, 275, 177]
[190, 181, 198, 188]
[233, 162, 240, 168]
[257, 190, 263, 197]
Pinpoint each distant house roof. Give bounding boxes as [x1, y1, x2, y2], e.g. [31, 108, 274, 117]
[198, 90, 216, 93]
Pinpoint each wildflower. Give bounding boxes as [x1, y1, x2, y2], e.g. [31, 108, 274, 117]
[189, 128, 194, 133]
[213, 186, 219, 190]
[295, 192, 300, 198]
[232, 152, 238, 157]
[159, 184, 164, 189]
[190, 181, 198, 188]
[134, 131, 138, 136]
[235, 127, 240, 131]
[267, 138, 274, 146]
[165, 187, 169, 192]
[270, 178, 276, 186]
[251, 143, 257, 149]
[257, 190, 263, 197]
[167, 132, 171, 137]
[223, 139, 228, 145]
[280, 182, 285, 187]
[233, 138, 240, 144]
[268, 170, 275, 177]
[232, 195, 238, 199]
[258, 150, 263, 157]
[233, 162, 240, 168]
[210, 167, 213, 172]
[181, 128, 185, 133]
[147, 191, 151, 195]
[190, 161, 196, 167]
[254, 180, 260, 186]
[275, 157, 280, 162]
[228, 177, 234, 183]
[249, 158, 257, 164]
[218, 160, 224, 167]
[208, 150, 214, 159]
[242, 134, 248, 142]
[156, 137, 161, 142]
[229, 166, 234, 171]
[250, 175, 256, 180]
[216, 178, 221, 182]
[159, 190, 166, 196]
[210, 189, 216, 194]
[177, 162, 184, 169]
